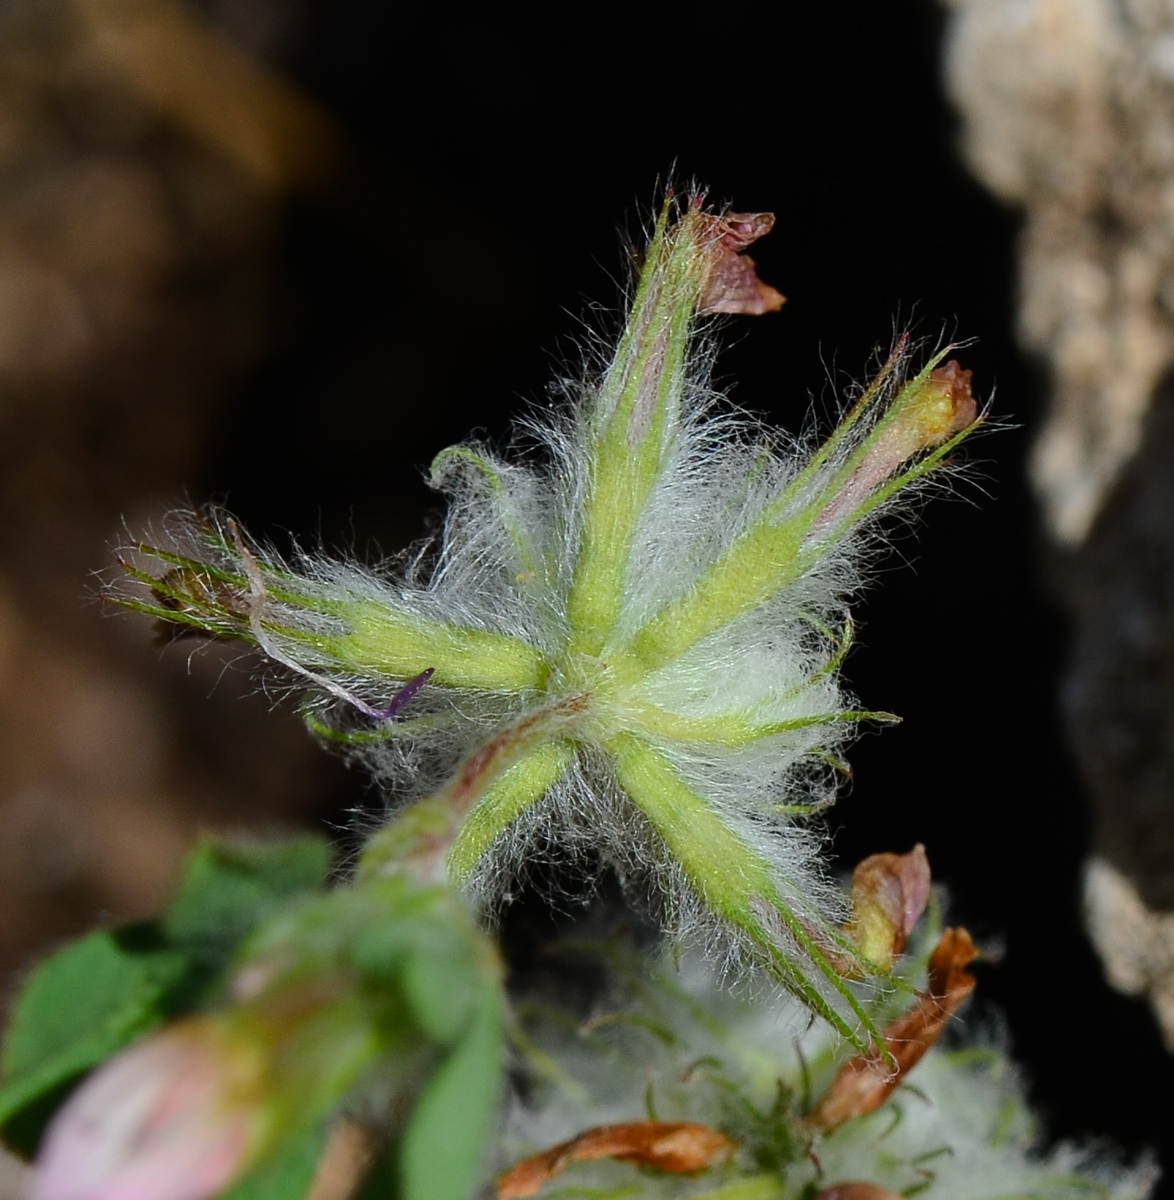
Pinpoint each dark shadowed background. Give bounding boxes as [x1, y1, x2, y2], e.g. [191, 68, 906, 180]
[1, 0, 1169, 1192]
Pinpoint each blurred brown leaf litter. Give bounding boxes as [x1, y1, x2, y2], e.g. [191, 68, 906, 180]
[0, 0, 344, 1026]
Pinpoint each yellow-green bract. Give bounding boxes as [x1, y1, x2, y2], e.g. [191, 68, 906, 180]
[118, 195, 980, 1051]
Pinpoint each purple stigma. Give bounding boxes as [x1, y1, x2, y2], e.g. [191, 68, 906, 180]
[366, 668, 435, 721]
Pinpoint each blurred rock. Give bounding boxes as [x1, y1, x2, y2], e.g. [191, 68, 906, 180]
[1061, 377, 1174, 908]
[945, 0, 1174, 1048]
[1085, 857, 1174, 1050]
[945, 0, 1174, 546]
[0, 0, 343, 1008]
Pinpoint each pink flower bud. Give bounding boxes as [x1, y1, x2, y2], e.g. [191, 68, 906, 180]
[33, 1022, 263, 1200]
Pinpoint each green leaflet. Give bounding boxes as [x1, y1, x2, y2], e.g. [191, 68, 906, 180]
[322, 601, 549, 692]
[121, 539, 550, 694]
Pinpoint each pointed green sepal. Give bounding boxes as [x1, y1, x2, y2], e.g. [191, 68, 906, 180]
[447, 741, 575, 883]
[606, 732, 881, 1055]
[566, 201, 710, 657]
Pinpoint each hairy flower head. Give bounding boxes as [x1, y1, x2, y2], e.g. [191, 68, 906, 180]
[116, 193, 980, 1050]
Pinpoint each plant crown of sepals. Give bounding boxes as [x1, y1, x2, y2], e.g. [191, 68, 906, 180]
[115, 192, 980, 1053]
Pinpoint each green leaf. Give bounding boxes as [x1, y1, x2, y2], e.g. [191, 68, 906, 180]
[348, 889, 481, 1044]
[216, 1123, 327, 1200]
[399, 981, 503, 1200]
[399, 925, 480, 1046]
[164, 836, 332, 963]
[0, 926, 188, 1155]
[325, 600, 548, 693]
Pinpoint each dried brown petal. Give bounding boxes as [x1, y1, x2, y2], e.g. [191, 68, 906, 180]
[496, 1121, 735, 1199]
[694, 210, 786, 316]
[147, 565, 250, 647]
[816, 1185, 904, 1200]
[846, 845, 931, 969]
[714, 211, 778, 252]
[807, 927, 978, 1132]
[926, 925, 980, 1006]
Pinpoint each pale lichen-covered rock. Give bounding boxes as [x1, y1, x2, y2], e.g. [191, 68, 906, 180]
[944, 0, 1174, 1053]
[944, 0, 1174, 545]
[1085, 857, 1174, 1052]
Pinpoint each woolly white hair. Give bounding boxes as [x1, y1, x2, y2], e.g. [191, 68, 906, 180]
[500, 941, 1156, 1200]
